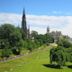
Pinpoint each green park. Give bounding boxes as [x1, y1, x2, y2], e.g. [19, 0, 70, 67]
[0, 0, 72, 72]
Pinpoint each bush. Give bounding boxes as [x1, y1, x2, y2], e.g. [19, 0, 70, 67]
[57, 38, 72, 48]
[50, 46, 72, 68]
[1, 48, 11, 58]
[12, 47, 20, 55]
[50, 46, 66, 67]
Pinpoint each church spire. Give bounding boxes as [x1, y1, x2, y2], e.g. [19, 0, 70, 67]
[21, 8, 27, 39]
[47, 26, 50, 34]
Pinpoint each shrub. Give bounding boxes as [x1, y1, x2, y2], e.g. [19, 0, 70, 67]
[50, 46, 66, 67]
[1, 48, 11, 58]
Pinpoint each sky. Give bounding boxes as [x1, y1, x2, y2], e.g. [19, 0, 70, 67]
[0, 0, 72, 15]
[0, 0, 72, 37]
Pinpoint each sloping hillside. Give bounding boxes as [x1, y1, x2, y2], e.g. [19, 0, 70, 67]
[0, 45, 72, 72]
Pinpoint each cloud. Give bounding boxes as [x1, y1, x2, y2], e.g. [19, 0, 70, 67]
[0, 13, 72, 37]
[61, 17, 72, 37]
[27, 15, 68, 29]
[0, 13, 21, 26]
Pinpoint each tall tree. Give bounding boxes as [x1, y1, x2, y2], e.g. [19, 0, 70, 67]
[21, 9, 27, 39]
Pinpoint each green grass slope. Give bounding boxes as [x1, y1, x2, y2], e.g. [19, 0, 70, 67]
[0, 45, 72, 72]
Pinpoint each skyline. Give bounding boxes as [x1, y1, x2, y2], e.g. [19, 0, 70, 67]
[0, 0, 72, 37]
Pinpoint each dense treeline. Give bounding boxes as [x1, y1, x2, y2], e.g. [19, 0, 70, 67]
[0, 24, 23, 58]
[0, 23, 72, 68]
[0, 24, 54, 59]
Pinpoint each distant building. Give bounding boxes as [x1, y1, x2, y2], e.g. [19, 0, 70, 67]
[46, 26, 50, 34]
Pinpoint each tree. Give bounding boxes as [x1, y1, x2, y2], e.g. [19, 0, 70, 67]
[0, 24, 22, 57]
[31, 31, 38, 39]
[50, 46, 66, 68]
[57, 36, 72, 48]
[44, 34, 54, 45]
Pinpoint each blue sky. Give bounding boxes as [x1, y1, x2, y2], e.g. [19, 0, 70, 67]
[0, 0, 72, 15]
[0, 0, 72, 37]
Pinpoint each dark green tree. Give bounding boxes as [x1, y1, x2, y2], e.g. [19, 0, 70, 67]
[57, 36, 72, 48]
[50, 46, 66, 68]
[31, 31, 38, 39]
[0, 24, 22, 57]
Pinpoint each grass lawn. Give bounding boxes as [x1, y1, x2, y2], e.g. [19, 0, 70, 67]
[0, 45, 72, 72]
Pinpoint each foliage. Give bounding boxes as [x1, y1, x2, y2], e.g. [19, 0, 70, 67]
[33, 34, 54, 46]
[0, 24, 22, 57]
[44, 34, 54, 44]
[31, 31, 38, 38]
[50, 46, 72, 68]
[1, 48, 12, 58]
[57, 36, 72, 48]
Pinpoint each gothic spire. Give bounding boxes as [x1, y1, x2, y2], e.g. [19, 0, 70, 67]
[21, 8, 27, 39]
